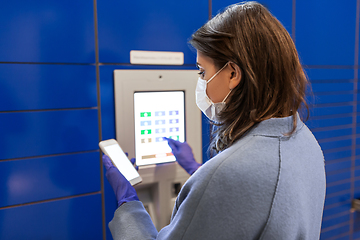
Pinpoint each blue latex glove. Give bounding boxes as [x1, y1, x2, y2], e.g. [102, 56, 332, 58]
[164, 137, 201, 175]
[102, 154, 139, 207]
[125, 153, 139, 171]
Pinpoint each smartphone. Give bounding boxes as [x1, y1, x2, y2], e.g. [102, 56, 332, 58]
[99, 139, 142, 186]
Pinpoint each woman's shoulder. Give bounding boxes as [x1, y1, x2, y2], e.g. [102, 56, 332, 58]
[206, 134, 281, 174]
[190, 134, 282, 193]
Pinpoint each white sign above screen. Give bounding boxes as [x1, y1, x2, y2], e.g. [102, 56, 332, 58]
[130, 50, 184, 65]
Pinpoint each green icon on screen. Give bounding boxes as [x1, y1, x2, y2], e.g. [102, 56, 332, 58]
[141, 129, 152, 135]
[140, 112, 151, 117]
[169, 135, 179, 140]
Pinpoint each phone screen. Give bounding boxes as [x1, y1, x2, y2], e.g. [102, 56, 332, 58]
[134, 91, 185, 166]
[104, 144, 140, 181]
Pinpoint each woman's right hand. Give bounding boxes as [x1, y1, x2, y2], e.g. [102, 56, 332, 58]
[102, 154, 139, 207]
[164, 137, 201, 175]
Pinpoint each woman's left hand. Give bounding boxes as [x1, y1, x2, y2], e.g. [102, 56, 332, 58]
[164, 137, 201, 175]
[102, 154, 139, 207]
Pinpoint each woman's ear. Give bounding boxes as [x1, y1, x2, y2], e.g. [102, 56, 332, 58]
[228, 62, 241, 90]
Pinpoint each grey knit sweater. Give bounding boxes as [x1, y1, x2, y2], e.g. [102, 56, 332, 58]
[109, 114, 326, 240]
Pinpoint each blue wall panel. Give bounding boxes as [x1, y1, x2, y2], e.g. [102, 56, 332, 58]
[320, 139, 352, 151]
[0, 152, 100, 207]
[0, 64, 97, 111]
[325, 159, 352, 173]
[323, 202, 352, 219]
[305, 69, 354, 81]
[0, 194, 102, 240]
[322, 214, 350, 230]
[355, 116, 360, 135]
[356, 143, 360, 155]
[323, 149, 352, 162]
[325, 192, 351, 207]
[312, 128, 352, 140]
[0, 0, 95, 63]
[354, 187, 360, 199]
[326, 182, 351, 195]
[311, 82, 354, 93]
[97, 0, 208, 64]
[307, 116, 352, 129]
[326, 170, 351, 184]
[356, 93, 360, 111]
[355, 180, 360, 189]
[0, 109, 99, 160]
[310, 105, 353, 118]
[320, 224, 350, 239]
[99, 66, 117, 141]
[296, 1, 357, 66]
[311, 93, 353, 105]
[212, 0, 292, 35]
[354, 225, 360, 239]
[201, 114, 211, 162]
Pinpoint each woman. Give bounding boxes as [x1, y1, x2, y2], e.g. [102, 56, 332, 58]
[103, 2, 326, 239]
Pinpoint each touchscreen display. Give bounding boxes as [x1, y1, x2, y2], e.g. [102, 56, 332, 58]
[134, 91, 185, 166]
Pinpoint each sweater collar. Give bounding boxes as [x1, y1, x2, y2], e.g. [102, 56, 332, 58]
[248, 112, 304, 138]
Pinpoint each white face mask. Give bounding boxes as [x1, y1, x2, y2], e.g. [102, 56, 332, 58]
[195, 62, 232, 122]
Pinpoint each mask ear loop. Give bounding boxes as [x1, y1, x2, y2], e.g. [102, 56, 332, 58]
[206, 62, 230, 84]
[221, 61, 240, 103]
[222, 89, 233, 103]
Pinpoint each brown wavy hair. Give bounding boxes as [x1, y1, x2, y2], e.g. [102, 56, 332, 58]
[189, 1, 309, 153]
